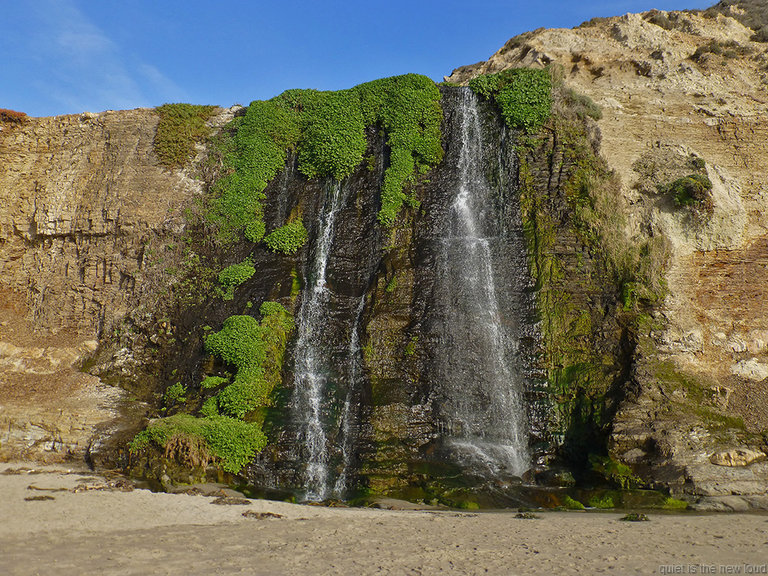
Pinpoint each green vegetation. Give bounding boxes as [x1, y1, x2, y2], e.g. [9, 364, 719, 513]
[404, 335, 418, 357]
[264, 220, 308, 254]
[469, 68, 552, 132]
[590, 455, 642, 490]
[620, 513, 649, 522]
[690, 40, 752, 62]
[129, 414, 266, 474]
[511, 71, 670, 472]
[217, 259, 256, 300]
[154, 103, 216, 167]
[661, 174, 713, 216]
[163, 382, 186, 407]
[208, 74, 443, 241]
[663, 497, 689, 511]
[204, 303, 293, 419]
[588, 494, 615, 509]
[652, 361, 746, 433]
[130, 302, 294, 474]
[561, 88, 602, 121]
[562, 495, 586, 510]
[706, 1, 768, 34]
[201, 376, 228, 389]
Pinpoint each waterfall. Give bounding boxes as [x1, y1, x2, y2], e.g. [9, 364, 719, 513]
[333, 295, 366, 498]
[292, 180, 345, 501]
[436, 88, 530, 478]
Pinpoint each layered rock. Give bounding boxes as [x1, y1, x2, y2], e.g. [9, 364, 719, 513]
[2, 5, 768, 508]
[0, 109, 209, 462]
[447, 7, 768, 508]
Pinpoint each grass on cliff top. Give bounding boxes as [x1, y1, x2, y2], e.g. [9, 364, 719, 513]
[207, 73, 444, 243]
[154, 103, 217, 168]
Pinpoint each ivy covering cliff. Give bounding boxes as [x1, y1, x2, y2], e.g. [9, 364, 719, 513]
[206, 73, 443, 245]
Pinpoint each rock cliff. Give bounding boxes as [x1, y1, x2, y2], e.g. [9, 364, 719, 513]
[2, 3, 768, 509]
[447, 3, 768, 509]
[0, 108, 217, 462]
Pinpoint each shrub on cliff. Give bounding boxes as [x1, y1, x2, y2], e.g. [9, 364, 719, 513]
[129, 302, 293, 474]
[0, 108, 27, 124]
[217, 259, 256, 300]
[264, 220, 308, 254]
[207, 74, 444, 239]
[468, 68, 552, 132]
[154, 103, 216, 167]
[659, 173, 714, 219]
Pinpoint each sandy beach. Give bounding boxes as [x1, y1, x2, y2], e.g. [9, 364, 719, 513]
[1, 463, 767, 576]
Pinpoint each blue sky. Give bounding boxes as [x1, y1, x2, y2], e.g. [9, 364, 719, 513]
[1, 0, 713, 117]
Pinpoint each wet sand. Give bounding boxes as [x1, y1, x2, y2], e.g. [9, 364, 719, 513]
[2, 463, 767, 575]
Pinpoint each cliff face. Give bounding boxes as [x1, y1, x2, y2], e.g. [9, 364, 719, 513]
[3, 6, 768, 509]
[447, 7, 768, 509]
[0, 109, 207, 462]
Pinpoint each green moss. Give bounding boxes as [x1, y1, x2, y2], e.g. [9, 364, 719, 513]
[217, 259, 256, 300]
[663, 497, 689, 510]
[469, 68, 552, 132]
[264, 220, 308, 254]
[590, 455, 642, 489]
[404, 335, 418, 357]
[154, 104, 216, 167]
[385, 274, 398, 293]
[588, 495, 615, 509]
[562, 495, 586, 510]
[207, 74, 443, 240]
[290, 268, 302, 300]
[514, 83, 660, 466]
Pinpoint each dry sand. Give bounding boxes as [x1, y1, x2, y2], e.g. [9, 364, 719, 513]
[1, 463, 767, 576]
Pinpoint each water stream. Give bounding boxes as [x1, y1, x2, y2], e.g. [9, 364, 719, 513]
[436, 88, 530, 478]
[291, 181, 345, 501]
[333, 295, 366, 498]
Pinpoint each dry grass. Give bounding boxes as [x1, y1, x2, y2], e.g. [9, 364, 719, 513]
[0, 109, 27, 123]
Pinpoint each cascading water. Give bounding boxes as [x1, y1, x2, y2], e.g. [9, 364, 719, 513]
[292, 180, 345, 501]
[435, 88, 530, 478]
[333, 295, 366, 498]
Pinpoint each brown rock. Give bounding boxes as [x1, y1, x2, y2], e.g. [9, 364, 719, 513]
[710, 448, 767, 467]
